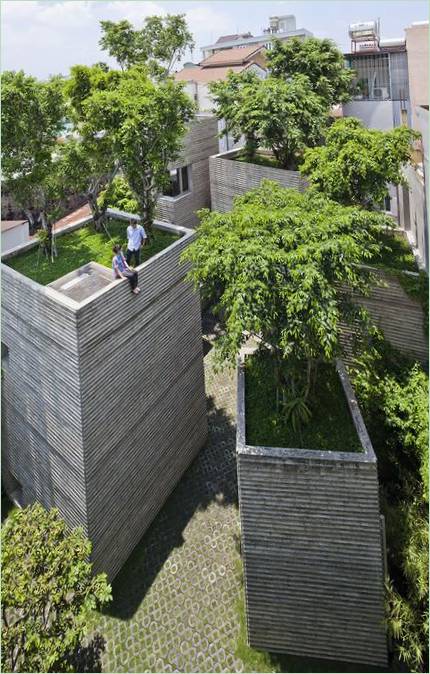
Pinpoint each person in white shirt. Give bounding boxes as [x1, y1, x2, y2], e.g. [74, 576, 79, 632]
[126, 220, 147, 267]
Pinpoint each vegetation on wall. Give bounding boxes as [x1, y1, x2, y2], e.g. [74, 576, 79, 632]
[1, 503, 112, 673]
[351, 339, 428, 672]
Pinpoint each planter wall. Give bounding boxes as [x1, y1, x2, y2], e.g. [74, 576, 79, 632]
[1, 217, 208, 580]
[209, 149, 308, 213]
[157, 114, 219, 228]
[237, 355, 387, 667]
[346, 267, 427, 362]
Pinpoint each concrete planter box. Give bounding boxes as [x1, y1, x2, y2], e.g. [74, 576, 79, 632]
[209, 148, 308, 213]
[237, 353, 387, 667]
[1, 213, 208, 580]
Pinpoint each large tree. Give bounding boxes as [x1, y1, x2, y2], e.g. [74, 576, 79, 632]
[1, 70, 66, 253]
[267, 36, 355, 106]
[1, 503, 111, 673]
[79, 65, 195, 231]
[63, 64, 122, 231]
[209, 72, 328, 168]
[183, 180, 390, 416]
[300, 117, 419, 208]
[99, 14, 194, 76]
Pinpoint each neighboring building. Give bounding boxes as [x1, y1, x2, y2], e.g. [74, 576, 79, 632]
[157, 114, 219, 227]
[342, 21, 411, 218]
[1, 220, 29, 254]
[1, 215, 208, 580]
[200, 15, 313, 59]
[175, 45, 267, 113]
[405, 21, 429, 129]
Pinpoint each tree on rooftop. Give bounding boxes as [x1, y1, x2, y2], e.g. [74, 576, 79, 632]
[63, 64, 122, 231]
[183, 180, 390, 422]
[1, 70, 66, 256]
[99, 14, 194, 77]
[300, 117, 419, 208]
[1, 503, 111, 673]
[79, 65, 195, 232]
[267, 36, 355, 106]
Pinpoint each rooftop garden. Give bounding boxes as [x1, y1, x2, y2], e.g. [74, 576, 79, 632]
[4, 218, 179, 286]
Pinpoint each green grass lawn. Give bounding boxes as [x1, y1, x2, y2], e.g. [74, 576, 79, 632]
[245, 352, 363, 452]
[233, 150, 283, 169]
[5, 218, 179, 286]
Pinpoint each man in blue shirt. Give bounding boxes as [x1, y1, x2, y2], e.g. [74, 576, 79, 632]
[126, 219, 147, 267]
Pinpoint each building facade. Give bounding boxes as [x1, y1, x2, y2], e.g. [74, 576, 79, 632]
[200, 15, 313, 59]
[156, 114, 219, 228]
[1, 216, 208, 580]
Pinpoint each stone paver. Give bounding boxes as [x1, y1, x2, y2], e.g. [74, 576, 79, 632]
[94, 316, 246, 673]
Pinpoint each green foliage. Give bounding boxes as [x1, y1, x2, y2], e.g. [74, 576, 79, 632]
[99, 14, 194, 75]
[98, 176, 138, 214]
[75, 65, 195, 229]
[267, 36, 355, 106]
[245, 353, 362, 451]
[184, 180, 388, 374]
[5, 218, 178, 286]
[1, 503, 111, 673]
[209, 72, 328, 168]
[1, 70, 65, 227]
[300, 117, 419, 207]
[351, 340, 428, 671]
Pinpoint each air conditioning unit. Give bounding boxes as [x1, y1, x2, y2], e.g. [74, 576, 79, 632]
[373, 87, 389, 99]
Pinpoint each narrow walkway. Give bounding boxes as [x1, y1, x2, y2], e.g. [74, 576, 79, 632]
[95, 318, 246, 673]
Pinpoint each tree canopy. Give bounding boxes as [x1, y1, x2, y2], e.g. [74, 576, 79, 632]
[99, 14, 194, 76]
[1, 503, 111, 673]
[184, 180, 389, 379]
[1, 70, 66, 247]
[209, 72, 328, 169]
[267, 36, 355, 106]
[300, 117, 419, 207]
[75, 65, 194, 229]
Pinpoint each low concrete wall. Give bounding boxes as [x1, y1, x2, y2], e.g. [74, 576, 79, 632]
[237, 355, 387, 667]
[354, 267, 427, 362]
[1, 213, 208, 580]
[209, 149, 308, 213]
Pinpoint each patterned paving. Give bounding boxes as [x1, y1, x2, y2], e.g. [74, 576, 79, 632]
[94, 315, 247, 673]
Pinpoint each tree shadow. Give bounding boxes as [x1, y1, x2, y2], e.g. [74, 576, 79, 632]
[68, 633, 106, 673]
[102, 393, 238, 621]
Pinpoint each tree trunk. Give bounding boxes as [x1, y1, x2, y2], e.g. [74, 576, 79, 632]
[244, 134, 258, 163]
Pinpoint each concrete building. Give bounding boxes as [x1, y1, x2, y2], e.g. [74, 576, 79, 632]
[1, 213, 208, 580]
[175, 46, 267, 113]
[1, 220, 29, 253]
[157, 114, 219, 227]
[405, 21, 429, 129]
[200, 15, 313, 59]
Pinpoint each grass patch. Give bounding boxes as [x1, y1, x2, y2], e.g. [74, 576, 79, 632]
[5, 218, 179, 286]
[233, 150, 283, 169]
[245, 352, 362, 452]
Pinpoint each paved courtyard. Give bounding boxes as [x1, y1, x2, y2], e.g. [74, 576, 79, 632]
[95, 316, 247, 673]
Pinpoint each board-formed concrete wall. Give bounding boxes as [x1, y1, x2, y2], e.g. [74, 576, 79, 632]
[157, 114, 219, 228]
[353, 267, 427, 362]
[1, 217, 208, 580]
[209, 149, 308, 213]
[237, 356, 387, 667]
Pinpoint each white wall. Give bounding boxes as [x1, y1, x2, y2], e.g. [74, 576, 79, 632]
[342, 101, 394, 130]
[1, 221, 29, 254]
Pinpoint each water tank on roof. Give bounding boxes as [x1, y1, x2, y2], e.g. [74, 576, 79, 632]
[349, 21, 379, 39]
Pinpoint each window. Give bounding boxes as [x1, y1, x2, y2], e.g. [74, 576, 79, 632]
[384, 195, 391, 212]
[347, 53, 391, 100]
[163, 166, 191, 197]
[1, 342, 9, 369]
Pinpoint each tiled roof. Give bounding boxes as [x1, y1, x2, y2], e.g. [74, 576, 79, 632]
[175, 64, 247, 84]
[200, 44, 265, 67]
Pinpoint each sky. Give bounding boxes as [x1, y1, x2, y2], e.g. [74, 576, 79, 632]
[2, 0, 428, 79]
